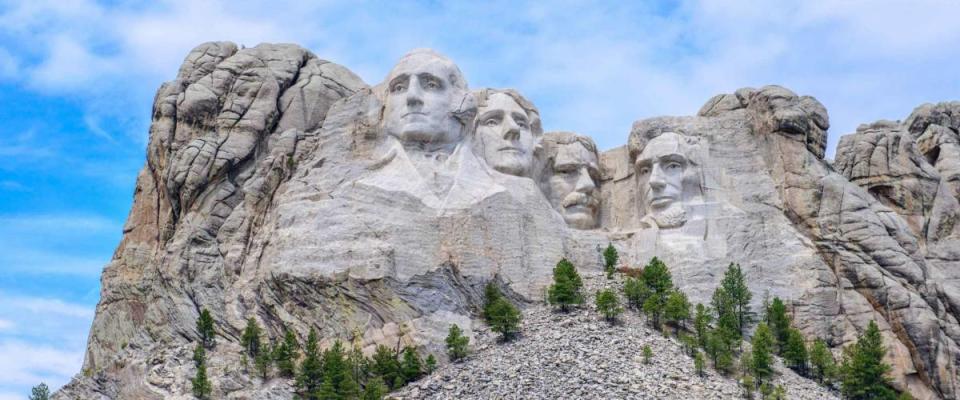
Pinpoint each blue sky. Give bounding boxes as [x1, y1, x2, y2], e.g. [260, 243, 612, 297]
[1, 0, 959, 398]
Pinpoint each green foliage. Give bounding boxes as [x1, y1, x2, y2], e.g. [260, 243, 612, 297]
[809, 338, 836, 384]
[486, 297, 522, 340]
[241, 317, 263, 359]
[679, 333, 698, 357]
[296, 328, 324, 397]
[29, 383, 50, 400]
[274, 328, 300, 378]
[401, 346, 424, 382]
[595, 288, 623, 323]
[705, 328, 734, 374]
[720, 263, 753, 336]
[371, 344, 402, 390]
[483, 282, 503, 322]
[782, 328, 808, 375]
[768, 385, 787, 400]
[318, 375, 337, 400]
[640, 257, 674, 327]
[196, 308, 216, 348]
[642, 345, 653, 364]
[759, 382, 773, 399]
[603, 243, 619, 279]
[425, 354, 437, 373]
[664, 290, 691, 334]
[711, 286, 741, 345]
[321, 341, 348, 395]
[623, 277, 650, 310]
[741, 375, 756, 400]
[445, 324, 470, 361]
[751, 323, 776, 383]
[693, 303, 712, 349]
[694, 352, 706, 377]
[547, 259, 584, 311]
[840, 320, 897, 400]
[362, 376, 387, 400]
[739, 351, 754, 378]
[255, 348, 272, 379]
[193, 342, 205, 368]
[192, 362, 213, 400]
[767, 297, 790, 353]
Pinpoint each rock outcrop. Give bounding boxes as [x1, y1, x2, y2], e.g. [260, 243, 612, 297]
[56, 43, 960, 399]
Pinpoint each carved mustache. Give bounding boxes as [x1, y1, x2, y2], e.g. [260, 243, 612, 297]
[561, 191, 599, 210]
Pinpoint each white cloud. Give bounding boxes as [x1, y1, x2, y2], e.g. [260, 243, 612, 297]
[0, 340, 84, 391]
[0, 319, 13, 332]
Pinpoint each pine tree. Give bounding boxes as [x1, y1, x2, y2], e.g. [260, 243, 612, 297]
[425, 354, 437, 373]
[782, 328, 809, 375]
[641, 257, 674, 328]
[297, 328, 324, 397]
[318, 374, 337, 400]
[255, 348, 272, 379]
[445, 324, 469, 361]
[711, 286, 740, 346]
[741, 375, 756, 400]
[771, 385, 788, 400]
[693, 303, 712, 349]
[767, 297, 790, 352]
[623, 276, 650, 310]
[362, 376, 387, 400]
[400, 346, 423, 382]
[371, 344, 401, 390]
[642, 345, 653, 364]
[487, 297, 522, 340]
[193, 342, 205, 368]
[274, 328, 300, 378]
[664, 290, 691, 335]
[751, 323, 775, 384]
[694, 352, 706, 377]
[321, 340, 347, 394]
[809, 338, 836, 384]
[547, 259, 584, 311]
[595, 288, 623, 323]
[679, 333, 698, 356]
[840, 320, 897, 400]
[241, 317, 263, 360]
[603, 243, 619, 279]
[29, 383, 50, 400]
[483, 282, 503, 322]
[197, 308, 216, 348]
[192, 362, 213, 400]
[720, 263, 753, 336]
[344, 342, 368, 399]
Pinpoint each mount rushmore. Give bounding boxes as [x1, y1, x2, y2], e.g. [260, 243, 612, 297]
[55, 42, 960, 399]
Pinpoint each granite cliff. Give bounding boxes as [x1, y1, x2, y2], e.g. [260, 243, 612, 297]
[55, 42, 960, 399]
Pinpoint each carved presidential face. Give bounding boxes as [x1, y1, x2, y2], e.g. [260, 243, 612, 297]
[476, 93, 536, 176]
[383, 53, 465, 145]
[546, 141, 600, 229]
[636, 132, 696, 228]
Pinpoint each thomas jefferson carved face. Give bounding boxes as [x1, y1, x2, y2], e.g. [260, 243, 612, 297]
[541, 133, 600, 229]
[383, 50, 469, 145]
[635, 132, 698, 228]
[475, 92, 540, 176]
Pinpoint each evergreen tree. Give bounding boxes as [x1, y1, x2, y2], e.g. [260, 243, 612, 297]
[321, 340, 347, 394]
[296, 328, 324, 397]
[711, 286, 740, 346]
[29, 383, 50, 400]
[362, 376, 387, 400]
[720, 263, 753, 336]
[241, 317, 263, 359]
[642, 345, 653, 364]
[193, 342, 205, 368]
[641, 257, 674, 328]
[623, 276, 650, 310]
[483, 282, 503, 322]
[445, 324, 469, 361]
[486, 297, 522, 340]
[255, 348, 272, 379]
[767, 297, 791, 352]
[197, 308, 216, 348]
[782, 328, 809, 375]
[595, 288, 623, 323]
[371, 344, 402, 390]
[809, 338, 836, 384]
[192, 362, 213, 400]
[274, 329, 300, 378]
[664, 290, 691, 335]
[679, 333, 698, 357]
[739, 351, 754, 380]
[344, 342, 368, 399]
[603, 243, 619, 279]
[741, 375, 756, 400]
[751, 323, 776, 384]
[425, 354, 437, 373]
[770, 385, 787, 400]
[840, 320, 897, 400]
[694, 352, 706, 377]
[693, 303, 712, 349]
[400, 346, 423, 382]
[318, 374, 337, 400]
[547, 259, 584, 311]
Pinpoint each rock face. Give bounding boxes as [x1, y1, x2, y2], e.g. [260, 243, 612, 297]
[56, 43, 960, 399]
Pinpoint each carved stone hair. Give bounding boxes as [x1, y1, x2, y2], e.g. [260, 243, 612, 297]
[541, 131, 598, 160]
[474, 88, 543, 136]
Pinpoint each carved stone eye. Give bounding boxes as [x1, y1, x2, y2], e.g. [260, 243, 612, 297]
[483, 118, 499, 127]
[638, 167, 650, 175]
[666, 162, 682, 171]
[391, 83, 406, 93]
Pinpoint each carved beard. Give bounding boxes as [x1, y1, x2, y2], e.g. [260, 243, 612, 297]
[651, 203, 686, 229]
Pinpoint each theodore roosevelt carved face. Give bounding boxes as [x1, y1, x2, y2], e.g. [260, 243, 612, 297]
[474, 89, 542, 177]
[382, 49, 473, 146]
[540, 132, 600, 229]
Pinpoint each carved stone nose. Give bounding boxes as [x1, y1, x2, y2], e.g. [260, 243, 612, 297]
[503, 127, 520, 141]
[575, 168, 595, 192]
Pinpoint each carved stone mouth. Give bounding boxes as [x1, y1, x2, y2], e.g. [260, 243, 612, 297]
[498, 146, 523, 154]
[403, 111, 427, 118]
[650, 196, 676, 208]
